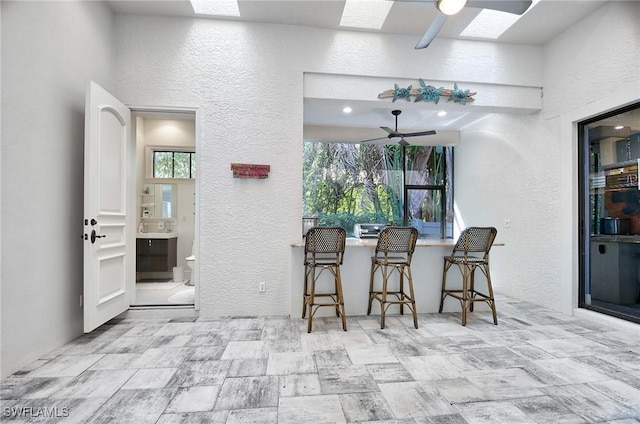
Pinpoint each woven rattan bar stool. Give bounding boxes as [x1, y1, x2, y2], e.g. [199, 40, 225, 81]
[367, 226, 419, 329]
[439, 226, 498, 326]
[302, 226, 347, 333]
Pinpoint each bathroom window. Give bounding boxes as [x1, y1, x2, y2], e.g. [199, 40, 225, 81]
[153, 151, 196, 179]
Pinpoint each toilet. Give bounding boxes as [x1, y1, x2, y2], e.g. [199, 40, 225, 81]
[185, 242, 195, 286]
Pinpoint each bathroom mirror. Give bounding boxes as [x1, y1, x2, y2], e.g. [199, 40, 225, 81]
[142, 184, 178, 219]
[157, 183, 176, 218]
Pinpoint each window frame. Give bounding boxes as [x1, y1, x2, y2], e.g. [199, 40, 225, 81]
[578, 101, 640, 324]
[404, 185, 448, 238]
[152, 150, 196, 179]
[302, 141, 454, 238]
[403, 146, 453, 239]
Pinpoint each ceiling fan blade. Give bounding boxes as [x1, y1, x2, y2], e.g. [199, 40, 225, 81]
[415, 12, 447, 49]
[380, 126, 398, 136]
[400, 130, 437, 138]
[358, 136, 389, 143]
[466, 0, 532, 15]
[398, 138, 410, 147]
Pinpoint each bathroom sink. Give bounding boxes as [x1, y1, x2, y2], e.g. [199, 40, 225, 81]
[137, 232, 178, 239]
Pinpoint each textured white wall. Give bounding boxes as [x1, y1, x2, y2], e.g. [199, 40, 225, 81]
[456, 113, 563, 309]
[114, 15, 543, 318]
[458, 1, 640, 314]
[543, 1, 640, 120]
[1, 1, 114, 377]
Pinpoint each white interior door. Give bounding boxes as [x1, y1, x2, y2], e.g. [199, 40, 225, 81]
[83, 81, 133, 333]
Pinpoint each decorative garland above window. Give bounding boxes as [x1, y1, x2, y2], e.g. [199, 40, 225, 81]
[378, 80, 476, 105]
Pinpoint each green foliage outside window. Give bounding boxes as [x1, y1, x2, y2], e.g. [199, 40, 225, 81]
[303, 141, 453, 237]
[153, 151, 196, 179]
[154, 152, 174, 178]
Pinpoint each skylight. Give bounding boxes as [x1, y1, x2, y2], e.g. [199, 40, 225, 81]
[340, 0, 393, 30]
[190, 0, 240, 17]
[460, 0, 540, 40]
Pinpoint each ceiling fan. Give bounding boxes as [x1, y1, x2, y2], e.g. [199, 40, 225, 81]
[410, 0, 533, 49]
[359, 110, 436, 147]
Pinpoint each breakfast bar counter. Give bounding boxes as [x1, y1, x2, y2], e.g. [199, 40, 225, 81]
[291, 237, 504, 318]
[291, 237, 459, 249]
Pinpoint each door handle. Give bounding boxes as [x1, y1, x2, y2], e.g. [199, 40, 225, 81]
[90, 229, 106, 244]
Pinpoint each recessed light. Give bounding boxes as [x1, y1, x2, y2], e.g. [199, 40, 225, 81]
[437, 110, 447, 117]
[343, 107, 352, 114]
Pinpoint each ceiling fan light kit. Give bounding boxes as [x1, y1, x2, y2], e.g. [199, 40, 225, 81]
[436, 0, 467, 15]
[414, 0, 533, 49]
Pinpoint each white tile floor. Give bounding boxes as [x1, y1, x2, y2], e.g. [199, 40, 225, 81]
[2, 294, 640, 423]
[135, 281, 195, 306]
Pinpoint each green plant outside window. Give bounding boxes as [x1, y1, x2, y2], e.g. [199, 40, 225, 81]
[153, 151, 196, 179]
[303, 142, 453, 238]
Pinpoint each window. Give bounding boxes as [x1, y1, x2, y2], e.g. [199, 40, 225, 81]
[303, 141, 453, 238]
[153, 151, 196, 178]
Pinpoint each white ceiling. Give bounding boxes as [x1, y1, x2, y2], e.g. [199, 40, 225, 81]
[108, 0, 608, 137]
[108, 0, 606, 45]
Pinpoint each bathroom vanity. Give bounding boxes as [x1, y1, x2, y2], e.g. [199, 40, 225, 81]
[136, 233, 178, 272]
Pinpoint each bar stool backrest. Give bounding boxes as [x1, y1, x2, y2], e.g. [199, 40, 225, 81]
[450, 227, 497, 260]
[374, 226, 419, 263]
[304, 226, 346, 264]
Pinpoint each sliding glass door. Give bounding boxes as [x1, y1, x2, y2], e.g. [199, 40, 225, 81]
[579, 102, 640, 323]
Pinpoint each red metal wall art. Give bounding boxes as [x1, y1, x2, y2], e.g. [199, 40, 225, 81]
[230, 163, 270, 179]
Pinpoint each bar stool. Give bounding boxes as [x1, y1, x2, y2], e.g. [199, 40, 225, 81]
[367, 226, 419, 329]
[302, 226, 347, 333]
[439, 226, 498, 326]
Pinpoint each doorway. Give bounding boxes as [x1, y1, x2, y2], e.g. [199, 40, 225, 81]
[579, 102, 640, 324]
[130, 110, 198, 308]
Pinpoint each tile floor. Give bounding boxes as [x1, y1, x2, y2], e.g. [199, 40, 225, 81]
[135, 281, 195, 306]
[2, 294, 640, 423]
